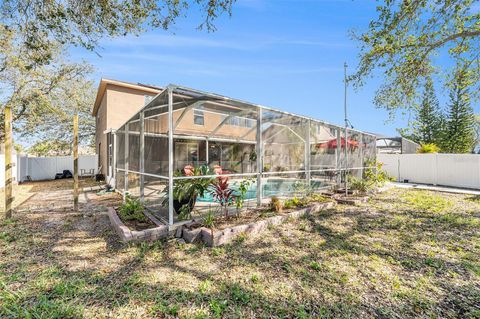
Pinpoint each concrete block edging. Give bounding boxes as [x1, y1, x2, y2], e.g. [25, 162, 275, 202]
[182, 201, 336, 247]
[107, 207, 169, 242]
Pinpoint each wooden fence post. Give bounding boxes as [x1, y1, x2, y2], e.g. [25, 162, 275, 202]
[4, 105, 13, 219]
[73, 112, 79, 211]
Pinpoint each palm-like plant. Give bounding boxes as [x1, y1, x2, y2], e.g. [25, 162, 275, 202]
[162, 165, 214, 216]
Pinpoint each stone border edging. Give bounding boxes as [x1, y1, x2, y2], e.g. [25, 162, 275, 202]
[107, 207, 169, 242]
[333, 195, 369, 205]
[180, 201, 336, 247]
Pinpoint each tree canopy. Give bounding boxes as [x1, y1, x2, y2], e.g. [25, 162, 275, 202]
[352, 0, 480, 116]
[0, 25, 92, 144]
[1, 0, 236, 52]
[21, 77, 97, 152]
[1, 0, 236, 146]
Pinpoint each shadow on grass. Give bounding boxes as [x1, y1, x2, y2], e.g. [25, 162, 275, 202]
[1, 187, 479, 318]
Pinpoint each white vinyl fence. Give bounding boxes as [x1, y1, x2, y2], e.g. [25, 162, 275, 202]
[0, 154, 18, 188]
[0, 155, 97, 187]
[378, 153, 480, 190]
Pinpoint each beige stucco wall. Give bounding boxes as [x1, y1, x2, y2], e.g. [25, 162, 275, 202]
[145, 108, 256, 141]
[95, 84, 159, 175]
[106, 84, 157, 130]
[95, 93, 108, 176]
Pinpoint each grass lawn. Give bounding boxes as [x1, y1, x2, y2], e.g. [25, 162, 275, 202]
[0, 185, 479, 318]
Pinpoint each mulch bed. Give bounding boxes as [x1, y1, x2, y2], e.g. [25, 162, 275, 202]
[117, 211, 157, 231]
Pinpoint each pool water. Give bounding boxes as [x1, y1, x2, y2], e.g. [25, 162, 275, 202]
[197, 179, 327, 202]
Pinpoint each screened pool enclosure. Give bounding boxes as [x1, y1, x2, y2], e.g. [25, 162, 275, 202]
[113, 85, 376, 226]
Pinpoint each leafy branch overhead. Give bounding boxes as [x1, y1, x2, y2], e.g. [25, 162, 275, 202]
[352, 0, 480, 115]
[1, 0, 236, 52]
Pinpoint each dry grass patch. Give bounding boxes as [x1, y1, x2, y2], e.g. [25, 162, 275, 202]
[0, 184, 479, 318]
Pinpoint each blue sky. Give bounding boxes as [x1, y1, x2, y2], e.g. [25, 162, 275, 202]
[73, 0, 423, 136]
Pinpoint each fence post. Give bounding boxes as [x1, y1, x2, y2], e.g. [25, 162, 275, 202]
[4, 105, 13, 219]
[73, 112, 79, 211]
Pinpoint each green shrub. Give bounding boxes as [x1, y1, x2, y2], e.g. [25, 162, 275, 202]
[283, 196, 308, 209]
[284, 197, 298, 209]
[308, 193, 332, 203]
[417, 143, 440, 153]
[348, 176, 371, 194]
[118, 195, 146, 222]
[364, 159, 393, 186]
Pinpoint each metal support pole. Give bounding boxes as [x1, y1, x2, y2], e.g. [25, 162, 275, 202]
[139, 111, 145, 203]
[359, 133, 364, 178]
[256, 106, 263, 206]
[4, 105, 12, 219]
[73, 112, 79, 211]
[206, 138, 209, 166]
[305, 119, 311, 188]
[112, 132, 117, 188]
[168, 87, 174, 225]
[336, 128, 341, 185]
[344, 62, 349, 196]
[124, 123, 129, 202]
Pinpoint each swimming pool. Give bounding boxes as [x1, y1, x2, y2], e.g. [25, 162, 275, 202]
[197, 178, 328, 202]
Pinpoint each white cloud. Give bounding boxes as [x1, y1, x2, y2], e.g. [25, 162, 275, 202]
[106, 33, 352, 52]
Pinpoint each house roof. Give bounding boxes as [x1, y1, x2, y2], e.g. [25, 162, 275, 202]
[92, 78, 163, 116]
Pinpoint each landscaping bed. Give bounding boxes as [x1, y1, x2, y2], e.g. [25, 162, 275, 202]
[178, 196, 336, 246]
[115, 207, 157, 231]
[107, 196, 169, 242]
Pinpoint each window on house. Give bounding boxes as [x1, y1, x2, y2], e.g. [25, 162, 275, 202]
[220, 115, 255, 128]
[194, 109, 204, 125]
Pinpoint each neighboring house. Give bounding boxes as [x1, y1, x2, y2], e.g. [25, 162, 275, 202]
[92, 79, 162, 177]
[376, 136, 420, 154]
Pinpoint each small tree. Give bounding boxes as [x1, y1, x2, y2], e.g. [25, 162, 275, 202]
[413, 78, 444, 144]
[399, 77, 444, 145]
[442, 67, 476, 153]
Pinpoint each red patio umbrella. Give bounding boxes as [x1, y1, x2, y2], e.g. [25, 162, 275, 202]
[316, 137, 359, 149]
